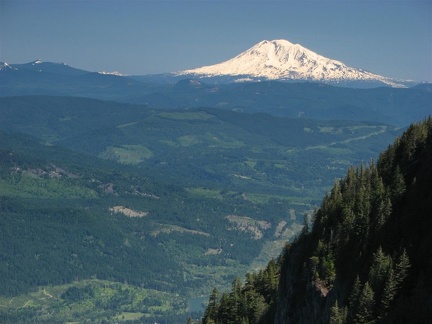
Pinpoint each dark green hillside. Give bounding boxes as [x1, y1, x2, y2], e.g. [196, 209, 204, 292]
[0, 133, 178, 294]
[275, 116, 432, 323]
[0, 96, 153, 141]
[201, 117, 432, 324]
[276, 117, 432, 323]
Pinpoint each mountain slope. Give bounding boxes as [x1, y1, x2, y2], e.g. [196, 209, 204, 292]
[275, 117, 432, 323]
[201, 117, 432, 323]
[177, 39, 410, 87]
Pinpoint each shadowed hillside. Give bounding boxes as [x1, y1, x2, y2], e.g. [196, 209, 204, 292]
[201, 117, 432, 323]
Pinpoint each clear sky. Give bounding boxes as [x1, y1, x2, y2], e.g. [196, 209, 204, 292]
[1, 0, 431, 82]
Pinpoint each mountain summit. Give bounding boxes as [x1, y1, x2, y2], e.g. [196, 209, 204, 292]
[177, 39, 408, 87]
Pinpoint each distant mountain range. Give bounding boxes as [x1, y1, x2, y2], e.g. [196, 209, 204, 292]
[0, 39, 419, 88]
[1, 58, 431, 127]
[0, 59, 89, 75]
[0, 59, 127, 77]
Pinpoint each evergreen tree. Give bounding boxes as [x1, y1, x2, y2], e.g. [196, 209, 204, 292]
[264, 259, 278, 298]
[368, 246, 392, 295]
[391, 165, 406, 200]
[217, 292, 231, 323]
[203, 288, 219, 324]
[244, 272, 255, 292]
[375, 193, 392, 229]
[245, 290, 267, 324]
[394, 249, 411, 290]
[354, 281, 376, 324]
[348, 276, 362, 319]
[379, 267, 396, 320]
[329, 300, 345, 324]
[229, 277, 243, 323]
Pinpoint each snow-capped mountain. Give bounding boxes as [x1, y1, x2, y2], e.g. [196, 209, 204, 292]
[0, 62, 17, 71]
[177, 39, 408, 87]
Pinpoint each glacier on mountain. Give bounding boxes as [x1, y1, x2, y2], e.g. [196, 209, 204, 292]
[177, 39, 407, 87]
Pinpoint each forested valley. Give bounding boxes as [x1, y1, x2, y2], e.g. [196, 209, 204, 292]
[0, 82, 430, 323]
[201, 118, 432, 323]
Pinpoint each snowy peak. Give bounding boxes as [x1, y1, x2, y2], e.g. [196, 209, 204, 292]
[0, 62, 17, 71]
[178, 39, 407, 87]
[233, 39, 346, 76]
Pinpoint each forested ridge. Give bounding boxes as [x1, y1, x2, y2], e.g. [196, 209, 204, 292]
[201, 117, 432, 323]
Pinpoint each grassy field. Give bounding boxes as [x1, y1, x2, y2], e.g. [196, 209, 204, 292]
[99, 145, 154, 164]
[0, 279, 187, 323]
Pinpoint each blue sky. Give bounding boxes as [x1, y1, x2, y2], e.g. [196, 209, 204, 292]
[1, 0, 431, 82]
